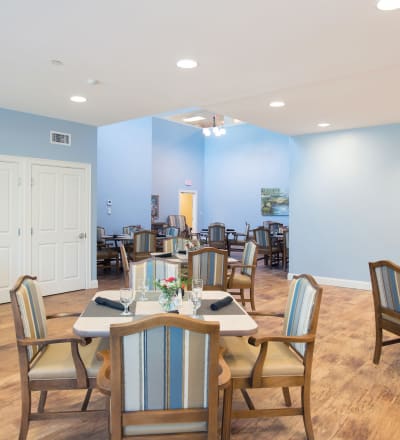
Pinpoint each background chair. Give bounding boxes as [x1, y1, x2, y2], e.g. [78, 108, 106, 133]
[10, 275, 107, 440]
[268, 221, 283, 236]
[227, 240, 258, 311]
[208, 223, 227, 250]
[132, 230, 157, 261]
[167, 214, 191, 237]
[96, 314, 231, 439]
[228, 222, 250, 255]
[253, 226, 281, 268]
[164, 226, 179, 237]
[120, 243, 130, 288]
[283, 229, 289, 271]
[369, 260, 400, 364]
[97, 226, 120, 271]
[188, 247, 228, 291]
[221, 274, 323, 440]
[131, 257, 180, 291]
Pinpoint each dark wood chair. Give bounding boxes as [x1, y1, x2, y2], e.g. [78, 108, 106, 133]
[167, 214, 191, 238]
[283, 229, 289, 271]
[96, 314, 231, 439]
[132, 230, 157, 261]
[221, 274, 323, 440]
[369, 260, 400, 364]
[208, 223, 227, 250]
[97, 226, 120, 271]
[10, 275, 108, 440]
[228, 222, 250, 255]
[188, 247, 228, 291]
[253, 226, 281, 267]
[227, 240, 258, 311]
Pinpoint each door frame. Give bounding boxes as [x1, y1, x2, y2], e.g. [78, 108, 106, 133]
[178, 190, 198, 233]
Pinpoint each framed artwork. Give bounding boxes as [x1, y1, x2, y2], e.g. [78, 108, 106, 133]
[261, 187, 289, 216]
[151, 194, 159, 220]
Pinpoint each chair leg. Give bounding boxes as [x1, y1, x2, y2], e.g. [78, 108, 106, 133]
[221, 383, 233, 440]
[282, 387, 291, 407]
[373, 326, 383, 364]
[81, 388, 92, 411]
[19, 387, 31, 440]
[239, 289, 245, 307]
[249, 287, 255, 311]
[37, 390, 47, 412]
[301, 385, 314, 440]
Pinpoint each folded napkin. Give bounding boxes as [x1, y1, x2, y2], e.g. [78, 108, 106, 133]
[210, 296, 233, 311]
[178, 250, 186, 254]
[158, 252, 172, 258]
[95, 296, 125, 311]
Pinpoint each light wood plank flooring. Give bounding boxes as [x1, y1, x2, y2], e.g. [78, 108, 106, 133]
[1, 259, 400, 439]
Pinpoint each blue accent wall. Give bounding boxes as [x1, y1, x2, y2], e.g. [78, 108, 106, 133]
[97, 117, 152, 233]
[204, 123, 292, 231]
[291, 123, 400, 282]
[152, 117, 204, 226]
[0, 107, 98, 279]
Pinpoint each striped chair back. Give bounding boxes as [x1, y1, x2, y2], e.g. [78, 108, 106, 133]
[131, 258, 180, 291]
[11, 276, 48, 362]
[241, 240, 258, 276]
[208, 224, 225, 242]
[109, 315, 220, 437]
[188, 247, 228, 290]
[163, 237, 177, 254]
[283, 275, 322, 357]
[253, 227, 271, 249]
[167, 215, 187, 235]
[133, 230, 157, 261]
[369, 261, 400, 313]
[97, 226, 106, 246]
[165, 226, 179, 237]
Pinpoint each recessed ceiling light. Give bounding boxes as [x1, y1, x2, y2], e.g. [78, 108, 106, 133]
[183, 116, 206, 122]
[176, 59, 198, 69]
[269, 100, 286, 108]
[377, 0, 400, 11]
[318, 122, 331, 128]
[70, 95, 87, 103]
[50, 59, 63, 66]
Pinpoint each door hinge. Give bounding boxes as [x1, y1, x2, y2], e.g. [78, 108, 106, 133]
[18, 228, 21, 236]
[31, 227, 33, 235]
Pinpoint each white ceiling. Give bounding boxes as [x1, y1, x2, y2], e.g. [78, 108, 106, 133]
[1, 0, 399, 135]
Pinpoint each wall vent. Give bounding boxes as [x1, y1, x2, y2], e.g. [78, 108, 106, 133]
[50, 131, 71, 146]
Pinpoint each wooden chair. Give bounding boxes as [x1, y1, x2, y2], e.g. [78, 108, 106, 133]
[268, 222, 283, 236]
[221, 274, 323, 440]
[10, 275, 108, 440]
[167, 214, 191, 238]
[283, 230, 289, 271]
[97, 226, 120, 271]
[188, 247, 228, 291]
[164, 226, 179, 237]
[253, 226, 281, 268]
[96, 314, 231, 440]
[369, 260, 400, 364]
[227, 240, 258, 311]
[132, 230, 157, 261]
[228, 222, 250, 255]
[131, 257, 180, 291]
[119, 243, 130, 288]
[208, 223, 227, 250]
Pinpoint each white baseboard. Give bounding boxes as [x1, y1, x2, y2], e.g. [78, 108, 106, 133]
[287, 273, 371, 291]
[0, 292, 10, 304]
[90, 279, 98, 289]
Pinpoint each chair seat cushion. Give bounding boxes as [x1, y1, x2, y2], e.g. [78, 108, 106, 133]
[228, 272, 251, 289]
[220, 336, 304, 377]
[29, 337, 109, 380]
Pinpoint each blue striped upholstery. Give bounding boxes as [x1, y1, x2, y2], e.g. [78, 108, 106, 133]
[190, 249, 227, 290]
[134, 231, 156, 253]
[123, 327, 209, 412]
[163, 237, 177, 253]
[374, 265, 400, 312]
[131, 258, 180, 291]
[254, 228, 270, 248]
[241, 241, 257, 276]
[167, 215, 187, 234]
[283, 277, 318, 356]
[208, 225, 225, 242]
[165, 227, 179, 237]
[15, 279, 48, 361]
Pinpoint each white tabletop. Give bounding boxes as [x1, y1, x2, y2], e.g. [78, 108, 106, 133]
[150, 252, 239, 265]
[73, 290, 257, 338]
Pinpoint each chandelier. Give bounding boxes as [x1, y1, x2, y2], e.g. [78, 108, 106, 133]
[202, 115, 226, 137]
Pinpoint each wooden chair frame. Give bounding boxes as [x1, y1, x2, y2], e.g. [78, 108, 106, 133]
[227, 223, 250, 255]
[369, 260, 400, 364]
[132, 230, 157, 261]
[253, 227, 281, 268]
[227, 240, 258, 311]
[188, 247, 228, 291]
[96, 314, 231, 440]
[120, 243, 130, 288]
[222, 274, 323, 440]
[208, 223, 227, 250]
[10, 275, 105, 440]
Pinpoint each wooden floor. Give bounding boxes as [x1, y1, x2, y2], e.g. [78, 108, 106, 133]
[1, 259, 400, 440]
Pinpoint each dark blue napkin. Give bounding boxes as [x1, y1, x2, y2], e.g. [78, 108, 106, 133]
[210, 296, 233, 311]
[95, 296, 124, 311]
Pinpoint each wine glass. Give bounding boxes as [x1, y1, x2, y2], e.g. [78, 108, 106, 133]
[191, 279, 203, 316]
[137, 278, 147, 301]
[120, 288, 133, 315]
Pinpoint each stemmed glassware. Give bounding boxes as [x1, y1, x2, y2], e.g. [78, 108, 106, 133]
[120, 288, 133, 316]
[191, 279, 203, 317]
[137, 278, 147, 301]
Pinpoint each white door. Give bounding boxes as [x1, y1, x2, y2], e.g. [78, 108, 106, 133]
[31, 164, 88, 295]
[0, 159, 21, 303]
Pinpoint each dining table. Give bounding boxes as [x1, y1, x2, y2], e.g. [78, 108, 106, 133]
[150, 251, 239, 266]
[73, 290, 258, 338]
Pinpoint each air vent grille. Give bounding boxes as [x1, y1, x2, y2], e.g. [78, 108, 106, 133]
[50, 131, 71, 146]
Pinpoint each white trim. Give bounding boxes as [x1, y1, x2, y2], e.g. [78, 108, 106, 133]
[287, 273, 371, 290]
[90, 279, 99, 289]
[179, 190, 198, 233]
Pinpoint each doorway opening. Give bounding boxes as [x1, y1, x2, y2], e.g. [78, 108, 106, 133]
[179, 191, 198, 233]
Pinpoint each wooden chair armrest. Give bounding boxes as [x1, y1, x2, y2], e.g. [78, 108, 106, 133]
[96, 350, 111, 396]
[248, 333, 315, 346]
[18, 335, 91, 346]
[247, 311, 284, 318]
[46, 312, 81, 319]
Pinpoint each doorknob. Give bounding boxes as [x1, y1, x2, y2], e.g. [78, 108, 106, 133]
[79, 232, 87, 239]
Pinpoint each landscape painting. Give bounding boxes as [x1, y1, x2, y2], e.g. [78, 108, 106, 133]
[261, 187, 289, 216]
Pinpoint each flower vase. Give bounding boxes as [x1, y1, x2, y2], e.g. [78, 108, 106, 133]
[159, 292, 176, 312]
